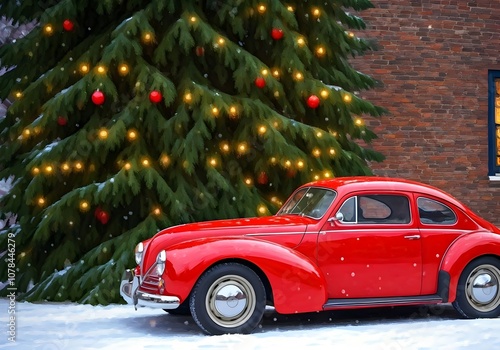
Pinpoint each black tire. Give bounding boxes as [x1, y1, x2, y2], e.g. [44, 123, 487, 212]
[189, 263, 266, 335]
[164, 299, 191, 316]
[452, 256, 500, 318]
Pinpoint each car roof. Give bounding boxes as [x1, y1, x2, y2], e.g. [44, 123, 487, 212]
[302, 176, 464, 208]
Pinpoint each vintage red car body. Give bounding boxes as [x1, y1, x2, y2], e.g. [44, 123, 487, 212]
[120, 177, 500, 335]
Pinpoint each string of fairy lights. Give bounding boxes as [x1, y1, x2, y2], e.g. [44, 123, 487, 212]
[12, 3, 365, 219]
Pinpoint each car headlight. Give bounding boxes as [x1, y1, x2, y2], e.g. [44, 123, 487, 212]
[134, 242, 144, 265]
[156, 250, 166, 276]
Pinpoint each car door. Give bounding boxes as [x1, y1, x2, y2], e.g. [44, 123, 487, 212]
[317, 192, 423, 299]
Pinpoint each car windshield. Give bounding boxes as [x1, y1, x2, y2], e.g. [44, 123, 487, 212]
[277, 187, 337, 219]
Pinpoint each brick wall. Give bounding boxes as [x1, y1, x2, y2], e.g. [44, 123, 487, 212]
[352, 0, 500, 226]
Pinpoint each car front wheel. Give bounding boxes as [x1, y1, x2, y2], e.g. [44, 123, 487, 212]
[190, 263, 266, 335]
[452, 257, 500, 318]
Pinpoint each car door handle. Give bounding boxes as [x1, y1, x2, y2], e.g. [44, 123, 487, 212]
[404, 235, 421, 240]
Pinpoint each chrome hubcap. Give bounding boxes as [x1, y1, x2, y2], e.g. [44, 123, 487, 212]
[466, 264, 500, 312]
[206, 275, 255, 327]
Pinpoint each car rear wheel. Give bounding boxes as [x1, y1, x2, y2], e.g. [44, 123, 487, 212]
[452, 257, 500, 318]
[190, 263, 266, 335]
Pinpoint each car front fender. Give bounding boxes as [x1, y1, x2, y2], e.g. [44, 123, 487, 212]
[162, 237, 328, 314]
[439, 231, 500, 302]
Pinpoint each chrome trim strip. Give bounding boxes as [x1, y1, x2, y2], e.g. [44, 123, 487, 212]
[245, 231, 307, 236]
[324, 295, 443, 309]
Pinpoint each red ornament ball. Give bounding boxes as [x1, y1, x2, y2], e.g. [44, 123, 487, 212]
[271, 28, 284, 40]
[257, 172, 268, 185]
[98, 210, 109, 225]
[91, 90, 105, 105]
[63, 19, 74, 31]
[57, 116, 67, 126]
[254, 77, 266, 89]
[149, 90, 162, 103]
[307, 94, 320, 109]
[195, 46, 205, 57]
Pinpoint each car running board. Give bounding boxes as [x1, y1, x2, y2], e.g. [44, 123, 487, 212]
[323, 295, 443, 310]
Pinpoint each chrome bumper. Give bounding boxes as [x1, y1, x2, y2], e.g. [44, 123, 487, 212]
[119, 269, 180, 309]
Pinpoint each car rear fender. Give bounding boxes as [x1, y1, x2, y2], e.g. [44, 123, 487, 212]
[439, 231, 500, 302]
[163, 237, 328, 314]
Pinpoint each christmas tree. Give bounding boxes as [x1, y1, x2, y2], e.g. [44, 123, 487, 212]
[0, 0, 385, 304]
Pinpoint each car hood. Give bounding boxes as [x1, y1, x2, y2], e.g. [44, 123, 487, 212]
[145, 214, 315, 258]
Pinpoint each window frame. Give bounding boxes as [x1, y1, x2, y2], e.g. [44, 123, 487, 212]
[488, 70, 500, 178]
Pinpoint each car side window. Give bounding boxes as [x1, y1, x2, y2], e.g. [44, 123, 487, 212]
[337, 197, 357, 223]
[417, 197, 457, 225]
[358, 195, 411, 224]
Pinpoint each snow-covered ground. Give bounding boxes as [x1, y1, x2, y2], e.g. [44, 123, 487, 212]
[1, 299, 499, 349]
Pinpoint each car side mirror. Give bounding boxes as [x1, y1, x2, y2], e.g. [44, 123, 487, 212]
[328, 212, 343, 224]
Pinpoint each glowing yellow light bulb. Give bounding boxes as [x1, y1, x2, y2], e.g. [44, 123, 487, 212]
[32, 167, 40, 175]
[320, 89, 329, 98]
[61, 163, 70, 172]
[143, 32, 153, 43]
[96, 65, 106, 74]
[229, 105, 238, 118]
[295, 72, 303, 81]
[355, 118, 363, 126]
[257, 4, 266, 13]
[184, 92, 192, 103]
[312, 7, 321, 16]
[160, 154, 170, 167]
[74, 162, 83, 171]
[297, 160, 304, 169]
[272, 69, 280, 78]
[258, 125, 267, 135]
[343, 93, 352, 103]
[287, 6, 294, 12]
[124, 162, 132, 170]
[15, 91, 23, 99]
[220, 142, 230, 152]
[284, 160, 292, 168]
[316, 131, 323, 138]
[209, 158, 217, 166]
[38, 197, 46, 206]
[329, 148, 336, 156]
[79, 63, 89, 74]
[118, 64, 129, 75]
[244, 177, 253, 185]
[271, 196, 279, 203]
[297, 37, 306, 46]
[127, 129, 137, 141]
[79, 201, 89, 212]
[261, 68, 268, 76]
[211, 107, 219, 116]
[217, 37, 225, 45]
[312, 148, 321, 157]
[348, 31, 355, 38]
[270, 157, 277, 164]
[190, 16, 197, 23]
[152, 207, 161, 216]
[142, 158, 150, 167]
[316, 46, 325, 56]
[43, 24, 53, 34]
[257, 205, 267, 215]
[314, 174, 320, 180]
[45, 165, 53, 174]
[23, 129, 31, 137]
[238, 142, 247, 154]
[98, 128, 108, 140]
[324, 171, 332, 178]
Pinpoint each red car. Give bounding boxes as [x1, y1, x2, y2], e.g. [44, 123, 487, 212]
[120, 177, 500, 335]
